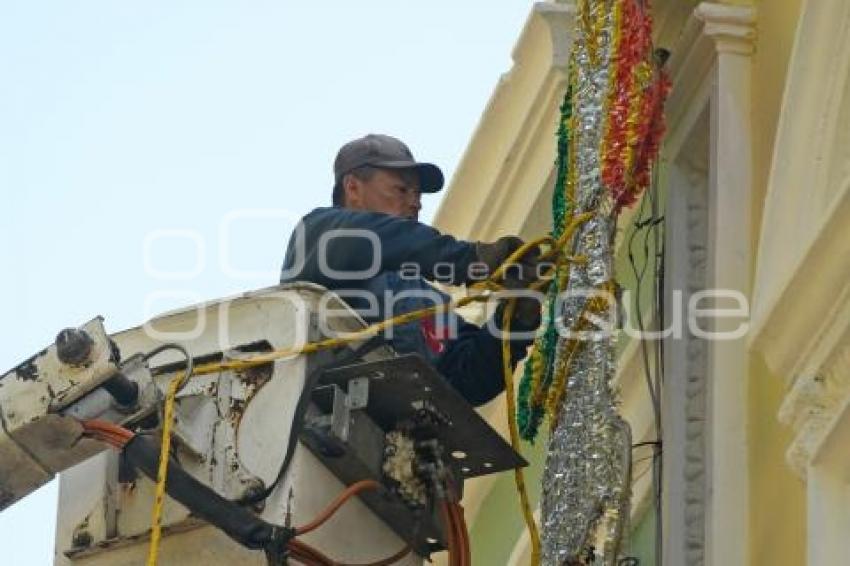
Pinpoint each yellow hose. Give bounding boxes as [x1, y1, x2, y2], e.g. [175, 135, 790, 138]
[501, 300, 542, 565]
[146, 369, 189, 566]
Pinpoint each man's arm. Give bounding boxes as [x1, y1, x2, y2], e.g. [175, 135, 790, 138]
[436, 311, 534, 407]
[282, 207, 477, 288]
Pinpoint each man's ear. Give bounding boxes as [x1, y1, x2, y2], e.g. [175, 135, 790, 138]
[343, 174, 362, 209]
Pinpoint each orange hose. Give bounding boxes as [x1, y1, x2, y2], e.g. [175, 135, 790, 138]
[448, 502, 459, 566]
[288, 539, 334, 565]
[80, 419, 135, 449]
[93, 429, 130, 443]
[454, 507, 465, 566]
[448, 503, 461, 566]
[451, 502, 471, 566]
[336, 544, 412, 566]
[289, 539, 412, 566]
[460, 505, 471, 566]
[81, 419, 134, 440]
[295, 480, 381, 536]
[290, 537, 411, 566]
[440, 500, 460, 566]
[453, 503, 470, 566]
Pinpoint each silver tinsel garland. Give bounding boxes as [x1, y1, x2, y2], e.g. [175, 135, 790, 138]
[540, 1, 633, 564]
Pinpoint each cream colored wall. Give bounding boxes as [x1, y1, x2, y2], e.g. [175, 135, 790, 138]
[747, 1, 808, 563]
[748, 355, 806, 565]
[750, 0, 804, 247]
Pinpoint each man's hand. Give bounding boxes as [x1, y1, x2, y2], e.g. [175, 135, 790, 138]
[474, 236, 526, 277]
[476, 235, 548, 287]
[476, 235, 546, 330]
[502, 247, 543, 330]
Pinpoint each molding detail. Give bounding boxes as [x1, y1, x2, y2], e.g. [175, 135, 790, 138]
[663, 160, 710, 566]
[779, 342, 850, 479]
[663, 5, 756, 565]
[751, 182, 850, 385]
[681, 177, 709, 566]
[665, 3, 757, 158]
[751, 0, 850, 387]
[694, 3, 757, 55]
[534, 2, 576, 69]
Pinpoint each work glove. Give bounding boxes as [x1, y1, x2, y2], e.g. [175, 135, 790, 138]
[474, 236, 526, 278]
[502, 253, 543, 330]
[476, 235, 547, 288]
[476, 236, 544, 330]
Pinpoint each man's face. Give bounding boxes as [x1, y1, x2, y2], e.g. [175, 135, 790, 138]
[343, 168, 422, 220]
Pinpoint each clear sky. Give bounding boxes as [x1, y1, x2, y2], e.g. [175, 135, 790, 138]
[0, 1, 535, 564]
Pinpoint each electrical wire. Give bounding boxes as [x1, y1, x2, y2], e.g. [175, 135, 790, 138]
[650, 153, 665, 565]
[107, 438, 405, 566]
[335, 543, 413, 566]
[286, 541, 412, 566]
[247, 336, 388, 505]
[294, 479, 381, 536]
[287, 479, 412, 566]
[627, 195, 662, 433]
[141, 343, 194, 566]
[625, 161, 665, 566]
[453, 503, 467, 566]
[80, 419, 135, 448]
[287, 539, 335, 565]
[142, 344, 194, 393]
[501, 300, 542, 565]
[79, 402, 407, 563]
[440, 500, 460, 566]
[453, 502, 471, 566]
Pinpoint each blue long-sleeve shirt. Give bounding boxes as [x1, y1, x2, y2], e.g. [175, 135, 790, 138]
[280, 206, 532, 406]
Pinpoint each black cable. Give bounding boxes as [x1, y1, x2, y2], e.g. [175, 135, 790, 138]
[646, 166, 664, 441]
[649, 149, 665, 566]
[142, 343, 194, 393]
[627, 193, 662, 433]
[101, 372, 140, 406]
[652, 158, 666, 389]
[123, 434, 293, 551]
[637, 167, 664, 566]
[243, 334, 388, 504]
[626, 160, 665, 566]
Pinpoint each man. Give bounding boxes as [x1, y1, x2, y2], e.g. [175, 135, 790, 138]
[281, 134, 541, 406]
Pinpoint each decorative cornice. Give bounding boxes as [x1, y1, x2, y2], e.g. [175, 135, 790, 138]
[779, 341, 850, 479]
[664, 3, 757, 155]
[670, 2, 756, 76]
[750, 0, 850, 391]
[750, 189, 850, 384]
[534, 2, 577, 69]
[694, 3, 757, 55]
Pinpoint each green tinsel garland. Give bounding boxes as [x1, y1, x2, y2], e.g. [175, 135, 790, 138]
[517, 81, 574, 443]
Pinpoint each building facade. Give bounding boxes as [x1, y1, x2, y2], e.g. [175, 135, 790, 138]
[433, 1, 849, 564]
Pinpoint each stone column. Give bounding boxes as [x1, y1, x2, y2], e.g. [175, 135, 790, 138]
[661, 4, 756, 566]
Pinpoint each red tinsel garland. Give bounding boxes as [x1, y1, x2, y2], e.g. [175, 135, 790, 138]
[602, 0, 669, 214]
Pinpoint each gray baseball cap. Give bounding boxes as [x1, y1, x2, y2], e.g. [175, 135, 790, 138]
[333, 134, 445, 193]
